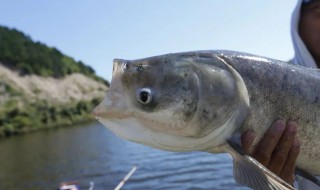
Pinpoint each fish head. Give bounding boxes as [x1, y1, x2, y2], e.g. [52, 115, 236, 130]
[93, 52, 249, 152]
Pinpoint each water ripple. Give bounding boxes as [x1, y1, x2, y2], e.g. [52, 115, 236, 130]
[0, 123, 251, 190]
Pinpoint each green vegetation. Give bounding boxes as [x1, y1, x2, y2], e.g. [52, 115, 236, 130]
[0, 98, 101, 137]
[0, 25, 108, 137]
[0, 25, 109, 86]
[0, 81, 22, 96]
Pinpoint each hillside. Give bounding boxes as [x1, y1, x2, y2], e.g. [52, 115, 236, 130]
[0, 26, 108, 137]
[0, 26, 108, 85]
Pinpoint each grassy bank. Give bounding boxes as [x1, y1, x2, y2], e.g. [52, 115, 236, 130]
[0, 98, 101, 137]
[0, 25, 108, 137]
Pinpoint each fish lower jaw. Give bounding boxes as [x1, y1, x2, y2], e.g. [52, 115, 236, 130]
[97, 117, 230, 152]
[98, 112, 132, 120]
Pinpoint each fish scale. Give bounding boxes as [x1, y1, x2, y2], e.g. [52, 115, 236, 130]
[220, 52, 320, 175]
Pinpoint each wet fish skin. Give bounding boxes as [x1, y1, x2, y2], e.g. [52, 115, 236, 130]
[93, 50, 320, 189]
[219, 52, 320, 175]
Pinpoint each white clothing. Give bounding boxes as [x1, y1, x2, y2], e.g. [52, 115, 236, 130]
[291, 0, 317, 68]
[291, 0, 320, 189]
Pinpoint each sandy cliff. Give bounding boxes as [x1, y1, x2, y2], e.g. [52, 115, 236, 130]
[0, 63, 107, 106]
[0, 63, 108, 136]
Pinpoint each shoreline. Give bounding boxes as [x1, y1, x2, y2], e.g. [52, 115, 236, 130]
[0, 117, 98, 139]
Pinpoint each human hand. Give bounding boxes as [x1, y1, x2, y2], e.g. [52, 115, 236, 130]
[241, 120, 301, 185]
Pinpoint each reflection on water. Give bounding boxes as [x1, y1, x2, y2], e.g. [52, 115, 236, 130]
[0, 123, 250, 190]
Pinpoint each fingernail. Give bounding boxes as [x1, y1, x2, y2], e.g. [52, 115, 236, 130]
[274, 120, 285, 131]
[287, 121, 297, 132]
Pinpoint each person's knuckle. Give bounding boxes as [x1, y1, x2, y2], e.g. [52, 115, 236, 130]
[274, 153, 287, 163]
[255, 149, 271, 162]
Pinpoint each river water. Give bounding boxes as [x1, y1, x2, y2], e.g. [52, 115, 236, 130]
[0, 122, 250, 190]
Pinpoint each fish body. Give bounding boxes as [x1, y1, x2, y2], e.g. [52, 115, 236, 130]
[94, 50, 320, 189]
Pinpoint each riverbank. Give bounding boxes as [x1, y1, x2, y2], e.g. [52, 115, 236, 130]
[0, 98, 101, 137]
[0, 63, 108, 138]
[0, 26, 109, 138]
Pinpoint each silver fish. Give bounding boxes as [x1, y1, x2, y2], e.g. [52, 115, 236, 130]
[93, 50, 320, 190]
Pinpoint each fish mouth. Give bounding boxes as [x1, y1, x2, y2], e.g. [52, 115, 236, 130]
[93, 59, 130, 120]
[92, 90, 131, 120]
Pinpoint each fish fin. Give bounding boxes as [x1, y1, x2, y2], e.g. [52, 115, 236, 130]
[227, 140, 295, 190]
[295, 168, 320, 187]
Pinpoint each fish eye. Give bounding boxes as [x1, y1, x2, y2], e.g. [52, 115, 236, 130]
[137, 88, 152, 104]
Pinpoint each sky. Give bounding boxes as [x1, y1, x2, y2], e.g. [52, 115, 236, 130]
[0, 0, 298, 82]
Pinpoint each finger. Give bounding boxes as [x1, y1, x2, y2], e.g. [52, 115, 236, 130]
[252, 120, 286, 166]
[280, 138, 301, 185]
[267, 121, 298, 175]
[241, 130, 255, 153]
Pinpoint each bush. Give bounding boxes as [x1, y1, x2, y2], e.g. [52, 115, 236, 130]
[0, 97, 99, 137]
